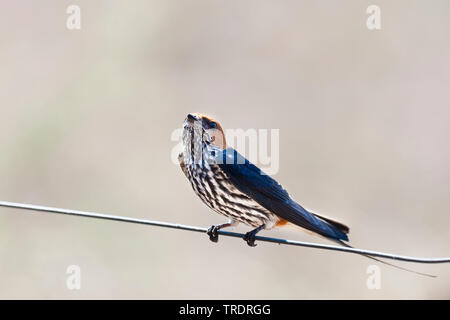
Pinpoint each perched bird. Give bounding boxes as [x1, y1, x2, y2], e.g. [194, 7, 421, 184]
[178, 112, 349, 246]
[178, 113, 434, 277]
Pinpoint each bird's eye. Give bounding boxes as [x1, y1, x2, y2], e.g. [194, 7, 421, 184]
[210, 121, 217, 128]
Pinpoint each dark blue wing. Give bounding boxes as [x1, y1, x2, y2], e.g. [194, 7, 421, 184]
[216, 148, 348, 241]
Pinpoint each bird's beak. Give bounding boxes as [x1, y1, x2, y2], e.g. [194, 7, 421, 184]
[186, 113, 199, 124]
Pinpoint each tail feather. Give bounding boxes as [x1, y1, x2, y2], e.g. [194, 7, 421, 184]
[285, 211, 434, 277]
[334, 239, 436, 278]
[313, 213, 349, 235]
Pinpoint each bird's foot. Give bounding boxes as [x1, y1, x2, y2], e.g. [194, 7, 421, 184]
[243, 224, 265, 247]
[207, 225, 220, 243]
[243, 230, 257, 247]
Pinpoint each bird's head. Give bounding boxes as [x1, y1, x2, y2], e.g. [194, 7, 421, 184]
[182, 113, 226, 150]
[181, 113, 226, 165]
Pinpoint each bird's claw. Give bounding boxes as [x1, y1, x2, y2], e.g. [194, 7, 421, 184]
[207, 225, 219, 243]
[243, 231, 257, 247]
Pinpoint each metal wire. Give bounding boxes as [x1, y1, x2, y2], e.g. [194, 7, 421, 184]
[1, 200, 449, 264]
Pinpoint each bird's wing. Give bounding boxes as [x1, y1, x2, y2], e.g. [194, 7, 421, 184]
[216, 148, 348, 241]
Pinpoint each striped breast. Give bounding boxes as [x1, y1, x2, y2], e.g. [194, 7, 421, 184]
[185, 162, 279, 229]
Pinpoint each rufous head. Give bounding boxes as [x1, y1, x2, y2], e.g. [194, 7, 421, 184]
[183, 113, 226, 149]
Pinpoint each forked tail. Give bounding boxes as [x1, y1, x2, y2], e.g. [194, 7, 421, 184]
[334, 239, 436, 278]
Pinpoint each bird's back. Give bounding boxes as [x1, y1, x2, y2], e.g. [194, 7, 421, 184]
[216, 148, 350, 241]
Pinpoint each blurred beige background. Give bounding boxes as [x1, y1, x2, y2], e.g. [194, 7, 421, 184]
[0, 1, 449, 299]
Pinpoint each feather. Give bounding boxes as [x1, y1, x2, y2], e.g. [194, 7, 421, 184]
[216, 148, 349, 241]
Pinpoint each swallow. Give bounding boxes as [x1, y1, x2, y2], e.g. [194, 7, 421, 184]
[177, 113, 434, 277]
[178, 113, 349, 247]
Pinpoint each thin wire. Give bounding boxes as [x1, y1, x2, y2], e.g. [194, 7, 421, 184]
[1, 200, 449, 264]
